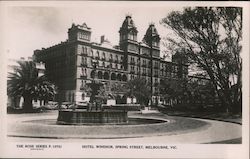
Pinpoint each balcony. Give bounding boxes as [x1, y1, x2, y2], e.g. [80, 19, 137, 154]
[81, 52, 88, 56]
[80, 63, 87, 67]
[142, 72, 146, 76]
[109, 59, 113, 62]
[154, 74, 159, 77]
[130, 70, 135, 74]
[154, 83, 159, 87]
[80, 74, 87, 79]
[154, 66, 159, 69]
[114, 59, 119, 63]
[130, 61, 135, 65]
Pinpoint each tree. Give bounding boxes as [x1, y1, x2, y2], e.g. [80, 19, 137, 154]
[125, 78, 151, 105]
[161, 7, 242, 113]
[7, 61, 57, 112]
[159, 78, 189, 107]
[160, 76, 216, 111]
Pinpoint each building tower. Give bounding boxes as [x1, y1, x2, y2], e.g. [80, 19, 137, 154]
[143, 24, 161, 105]
[119, 15, 139, 70]
[68, 23, 92, 42]
[119, 15, 138, 51]
[143, 23, 161, 57]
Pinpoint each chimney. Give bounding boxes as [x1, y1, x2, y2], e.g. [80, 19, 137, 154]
[100, 35, 105, 44]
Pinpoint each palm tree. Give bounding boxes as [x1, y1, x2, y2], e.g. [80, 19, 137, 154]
[125, 78, 150, 105]
[7, 61, 56, 112]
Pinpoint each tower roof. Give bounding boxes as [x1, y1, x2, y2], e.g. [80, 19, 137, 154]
[69, 22, 91, 32]
[143, 24, 160, 45]
[119, 15, 138, 33]
[145, 24, 159, 38]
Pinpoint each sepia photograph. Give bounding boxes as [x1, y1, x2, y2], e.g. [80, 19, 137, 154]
[0, 1, 249, 158]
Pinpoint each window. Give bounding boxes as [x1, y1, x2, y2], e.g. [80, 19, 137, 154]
[102, 52, 106, 60]
[128, 33, 133, 40]
[148, 61, 151, 67]
[82, 93, 85, 100]
[142, 59, 146, 66]
[131, 74, 134, 80]
[130, 57, 135, 64]
[81, 56, 87, 66]
[116, 55, 119, 62]
[81, 46, 85, 54]
[143, 68, 146, 75]
[131, 65, 134, 71]
[161, 69, 164, 76]
[96, 51, 99, 58]
[110, 54, 113, 61]
[91, 50, 94, 57]
[84, 47, 88, 54]
[133, 34, 137, 41]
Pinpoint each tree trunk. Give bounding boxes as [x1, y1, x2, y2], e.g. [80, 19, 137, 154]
[23, 95, 33, 112]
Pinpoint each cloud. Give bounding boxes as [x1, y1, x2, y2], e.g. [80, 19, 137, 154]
[9, 7, 64, 34]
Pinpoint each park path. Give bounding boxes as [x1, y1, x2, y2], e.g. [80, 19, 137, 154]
[7, 110, 241, 143]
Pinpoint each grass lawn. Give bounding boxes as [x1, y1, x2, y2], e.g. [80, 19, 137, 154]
[159, 110, 242, 124]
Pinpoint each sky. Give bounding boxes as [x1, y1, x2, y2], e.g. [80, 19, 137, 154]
[3, 2, 185, 60]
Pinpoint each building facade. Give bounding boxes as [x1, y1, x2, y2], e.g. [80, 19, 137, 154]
[33, 15, 188, 104]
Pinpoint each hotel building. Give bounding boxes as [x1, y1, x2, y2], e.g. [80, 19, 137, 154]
[33, 15, 188, 104]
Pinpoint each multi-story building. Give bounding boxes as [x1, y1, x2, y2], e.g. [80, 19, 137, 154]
[33, 15, 188, 104]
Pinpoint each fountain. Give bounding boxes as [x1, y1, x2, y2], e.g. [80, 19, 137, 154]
[57, 60, 128, 125]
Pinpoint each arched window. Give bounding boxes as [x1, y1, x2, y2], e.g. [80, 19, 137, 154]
[90, 70, 95, 78]
[96, 51, 99, 59]
[82, 93, 85, 100]
[117, 74, 122, 81]
[98, 71, 103, 79]
[104, 72, 109, 80]
[122, 74, 127, 81]
[110, 54, 113, 61]
[111, 73, 116, 80]
[121, 95, 127, 104]
[116, 55, 119, 63]
[91, 50, 94, 57]
[80, 80, 84, 90]
[116, 95, 122, 104]
[102, 52, 106, 60]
